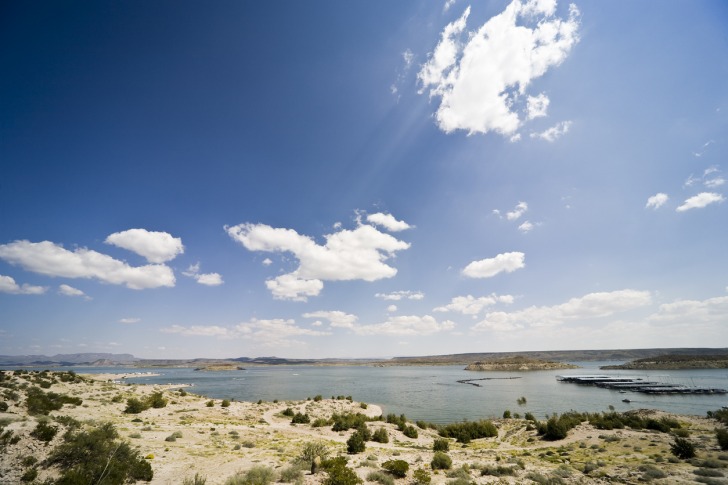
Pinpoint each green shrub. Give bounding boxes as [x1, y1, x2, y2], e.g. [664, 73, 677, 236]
[671, 437, 696, 459]
[433, 438, 449, 452]
[431, 452, 452, 470]
[322, 457, 362, 485]
[347, 430, 366, 454]
[312, 418, 330, 428]
[694, 468, 724, 478]
[717, 428, 728, 450]
[332, 413, 369, 431]
[147, 391, 168, 409]
[21, 456, 38, 467]
[297, 442, 330, 473]
[413, 468, 431, 485]
[292, 413, 310, 424]
[182, 473, 208, 485]
[25, 387, 81, 415]
[481, 465, 516, 476]
[30, 420, 58, 442]
[47, 422, 153, 483]
[313, 395, 323, 402]
[224, 466, 277, 485]
[382, 459, 409, 478]
[502, 410, 511, 419]
[372, 428, 389, 443]
[280, 464, 306, 484]
[206, 400, 215, 407]
[20, 468, 38, 483]
[222, 399, 231, 408]
[639, 464, 667, 481]
[367, 470, 394, 485]
[524, 412, 536, 421]
[402, 425, 418, 439]
[282, 407, 295, 417]
[124, 397, 150, 414]
[438, 420, 497, 444]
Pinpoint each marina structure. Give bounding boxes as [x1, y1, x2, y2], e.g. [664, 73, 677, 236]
[556, 375, 727, 395]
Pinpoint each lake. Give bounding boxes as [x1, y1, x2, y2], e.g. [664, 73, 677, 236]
[73, 362, 728, 424]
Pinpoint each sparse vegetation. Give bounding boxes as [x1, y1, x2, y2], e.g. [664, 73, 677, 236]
[431, 452, 452, 470]
[438, 420, 497, 443]
[670, 436, 696, 459]
[382, 459, 409, 478]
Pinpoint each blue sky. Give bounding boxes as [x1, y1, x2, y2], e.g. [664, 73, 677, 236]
[1, 0, 727, 359]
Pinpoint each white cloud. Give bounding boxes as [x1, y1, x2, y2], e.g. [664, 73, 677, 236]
[375, 290, 424, 301]
[58, 284, 89, 299]
[518, 221, 534, 233]
[366, 213, 413, 232]
[530, 120, 572, 141]
[105, 229, 184, 263]
[434, 294, 514, 315]
[262, 258, 273, 266]
[353, 315, 455, 336]
[443, 0, 457, 13]
[506, 201, 528, 220]
[473, 289, 652, 331]
[648, 295, 728, 326]
[234, 318, 330, 348]
[403, 49, 414, 69]
[118, 318, 140, 324]
[161, 325, 230, 337]
[182, 263, 223, 286]
[226, 218, 410, 301]
[418, 1, 579, 137]
[303, 311, 358, 329]
[0, 240, 175, 290]
[462, 252, 525, 278]
[676, 192, 725, 212]
[387, 305, 398, 313]
[526, 93, 550, 120]
[266, 275, 324, 302]
[645, 193, 669, 210]
[0, 275, 46, 295]
[705, 177, 726, 188]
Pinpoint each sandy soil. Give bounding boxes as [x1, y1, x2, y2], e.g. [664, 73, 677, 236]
[1, 370, 727, 484]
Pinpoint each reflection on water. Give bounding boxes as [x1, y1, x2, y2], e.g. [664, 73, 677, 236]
[77, 362, 728, 424]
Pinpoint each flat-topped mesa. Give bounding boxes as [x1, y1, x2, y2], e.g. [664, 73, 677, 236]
[601, 354, 728, 370]
[465, 356, 579, 371]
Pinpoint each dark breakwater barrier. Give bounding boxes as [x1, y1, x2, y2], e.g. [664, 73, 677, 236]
[556, 375, 727, 395]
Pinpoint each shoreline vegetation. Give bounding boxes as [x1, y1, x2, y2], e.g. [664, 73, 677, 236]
[464, 358, 579, 372]
[2, 371, 728, 483]
[601, 354, 728, 370]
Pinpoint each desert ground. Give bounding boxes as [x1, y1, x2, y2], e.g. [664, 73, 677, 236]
[2, 370, 728, 484]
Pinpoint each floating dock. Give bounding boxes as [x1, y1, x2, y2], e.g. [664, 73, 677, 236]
[556, 375, 727, 395]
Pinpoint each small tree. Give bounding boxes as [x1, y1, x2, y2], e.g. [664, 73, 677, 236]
[124, 397, 149, 414]
[502, 410, 512, 419]
[146, 391, 167, 409]
[430, 452, 452, 470]
[670, 437, 696, 459]
[372, 428, 389, 444]
[347, 431, 366, 454]
[432, 438, 449, 452]
[382, 460, 409, 478]
[717, 428, 728, 450]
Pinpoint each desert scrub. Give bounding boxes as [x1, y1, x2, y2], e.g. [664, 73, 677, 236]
[480, 465, 516, 476]
[382, 459, 409, 478]
[371, 427, 389, 443]
[671, 436, 696, 459]
[166, 431, 184, 441]
[222, 399, 231, 407]
[291, 412, 310, 424]
[183, 473, 208, 485]
[413, 468, 431, 485]
[431, 452, 452, 470]
[347, 430, 366, 454]
[224, 465, 277, 485]
[30, 419, 58, 442]
[25, 386, 82, 415]
[280, 463, 306, 484]
[367, 470, 394, 485]
[297, 441, 330, 473]
[438, 420, 497, 444]
[433, 438, 450, 452]
[47, 422, 153, 483]
[322, 457, 363, 485]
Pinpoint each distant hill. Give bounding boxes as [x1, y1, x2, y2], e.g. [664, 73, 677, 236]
[387, 348, 728, 365]
[0, 353, 138, 366]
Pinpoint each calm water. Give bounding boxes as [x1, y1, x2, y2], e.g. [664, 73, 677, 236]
[68, 362, 728, 424]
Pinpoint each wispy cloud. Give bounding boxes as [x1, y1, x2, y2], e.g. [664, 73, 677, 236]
[0, 275, 46, 295]
[58, 284, 90, 300]
[375, 290, 424, 301]
[182, 263, 223, 286]
[530, 121, 572, 142]
[462, 252, 525, 279]
[645, 193, 669, 210]
[473, 289, 652, 332]
[434, 293, 514, 316]
[302, 311, 358, 329]
[418, 1, 579, 137]
[676, 192, 725, 212]
[118, 318, 141, 324]
[353, 315, 454, 336]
